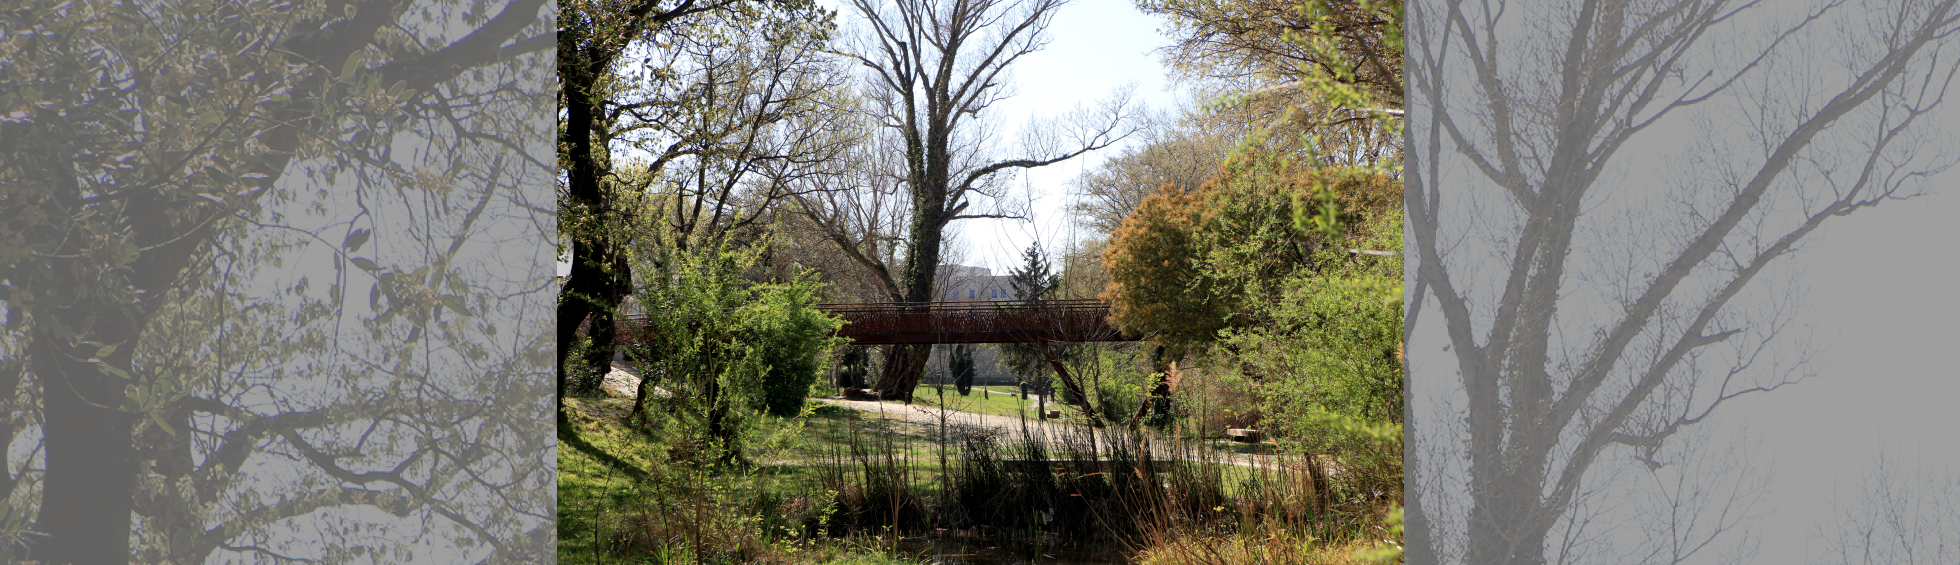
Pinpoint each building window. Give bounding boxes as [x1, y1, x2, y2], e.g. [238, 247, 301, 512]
[969, 289, 975, 300]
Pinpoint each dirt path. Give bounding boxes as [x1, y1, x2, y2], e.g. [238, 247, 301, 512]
[600, 363, 1293, 471]
[811, 397, 1296, 471]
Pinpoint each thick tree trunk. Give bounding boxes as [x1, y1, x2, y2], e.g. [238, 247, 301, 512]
[872, 344, 930, 402]
[557, 294, 590, 424]
[557, 45, 632, 418]
[1403, 339, 1437, 565]
[870, 198, 947, 401]
[1465, 464, 1555, 564]
[1130, 348, 1179, 429]
[30, 332, 138, 564]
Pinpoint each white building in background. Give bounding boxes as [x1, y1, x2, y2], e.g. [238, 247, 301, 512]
[922, 265, 1025, 387]
[936, 264, 1020, 302]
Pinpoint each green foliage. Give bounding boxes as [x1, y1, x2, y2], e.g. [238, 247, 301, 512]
[563, 333, 610, 397]
[1103, 145, 1398, 356]
[1213, 210, 1403, 498]
[1006, 243, 1060, 302]
[999, 244, 1077, 388]
[630, 232, 844, 464]
[1351, 505, 1405, 564]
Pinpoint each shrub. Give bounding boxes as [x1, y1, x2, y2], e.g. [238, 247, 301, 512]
[628, 233, 845, 465]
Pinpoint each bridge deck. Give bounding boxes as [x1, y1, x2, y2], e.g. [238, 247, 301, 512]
[613, 299, 1135, 345]
[813, 299, 1134, 344]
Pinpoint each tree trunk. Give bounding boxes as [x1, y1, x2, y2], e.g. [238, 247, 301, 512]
[872, 344, 930, 402]
[1130, 346, 1179, 429]
[30, 332, 138, 564]
[1033, 341, 1090, 411]
[1465, 463, 1556, 564]
[557, 45, 632, 419]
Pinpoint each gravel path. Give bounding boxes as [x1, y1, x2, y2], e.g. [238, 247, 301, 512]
[600, 362, 1293, 470]
[812, 397, 1291, 471]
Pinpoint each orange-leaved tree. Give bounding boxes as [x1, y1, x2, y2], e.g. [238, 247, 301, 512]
[1101, 147, 1395, 357]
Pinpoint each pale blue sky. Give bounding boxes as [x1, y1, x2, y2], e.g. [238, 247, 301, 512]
[937, 0, 1181, 275]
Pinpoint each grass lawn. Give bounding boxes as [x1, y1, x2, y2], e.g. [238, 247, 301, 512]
[557, 399, 668, 565]
[558, 398, 938, 564]
[903, 384, 1040, 419]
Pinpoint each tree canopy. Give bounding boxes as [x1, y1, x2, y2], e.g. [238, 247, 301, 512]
[2, 0, 555, 561]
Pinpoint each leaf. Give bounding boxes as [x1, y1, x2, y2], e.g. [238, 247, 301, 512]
[350, 257, 382, 271]
[149, 411, 178, 436]
[441, 295, 467, 316]
[342, 229, 371, 252]
[99, 364, 131, 380]
[369, 282, 382, 311]
[340, 54, 362, 80]
[96, 344, 117, 358]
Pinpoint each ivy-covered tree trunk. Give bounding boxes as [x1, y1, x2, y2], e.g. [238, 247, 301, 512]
[868, 132, 950, 402]
[557, 8, 637, 418]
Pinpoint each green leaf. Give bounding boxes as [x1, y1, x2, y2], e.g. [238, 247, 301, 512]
[100, 364, 131, 380]
[441, 295, 467, 316]
[340, 54, 362, 81]
[149, 411, 178, 435]
[96, 344, 117, 358]
[342, 228, 371, 252]
[351, 257, 382, 271]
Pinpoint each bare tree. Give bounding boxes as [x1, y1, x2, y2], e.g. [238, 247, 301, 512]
[1811, 448, 1960, 565]
[1067, 104, 1240, 235]
[813, 0, 1139, 400]
[1404, 1, 1960, 563]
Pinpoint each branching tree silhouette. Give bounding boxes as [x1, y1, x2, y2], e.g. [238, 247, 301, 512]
[1811, 448, 1960, 565]
[1405, 0, 1960, 563]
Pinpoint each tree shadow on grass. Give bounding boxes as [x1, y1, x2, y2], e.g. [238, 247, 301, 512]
[559, 421, 649, 481]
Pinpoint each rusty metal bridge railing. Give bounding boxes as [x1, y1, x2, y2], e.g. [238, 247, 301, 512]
[811, 299, 1134, 345]
[612, 298, 1136, 346]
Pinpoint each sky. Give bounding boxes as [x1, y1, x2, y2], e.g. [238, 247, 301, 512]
[930, 0, 1183, 275]
[1745, 192, 1960, 562]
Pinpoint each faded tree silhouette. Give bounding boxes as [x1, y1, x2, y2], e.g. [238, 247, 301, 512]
[1810, 448, 1960, 565]
[1404, 0, 1960, 563]
[0, 0, 554, 562]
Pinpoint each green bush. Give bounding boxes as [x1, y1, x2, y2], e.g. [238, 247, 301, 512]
[563, 332, 608, 397]
[1212, 210, 1403, 492]
[628, 234, 844, 465]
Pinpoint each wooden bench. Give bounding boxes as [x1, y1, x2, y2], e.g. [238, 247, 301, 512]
[1226, 428, 1263, 443]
